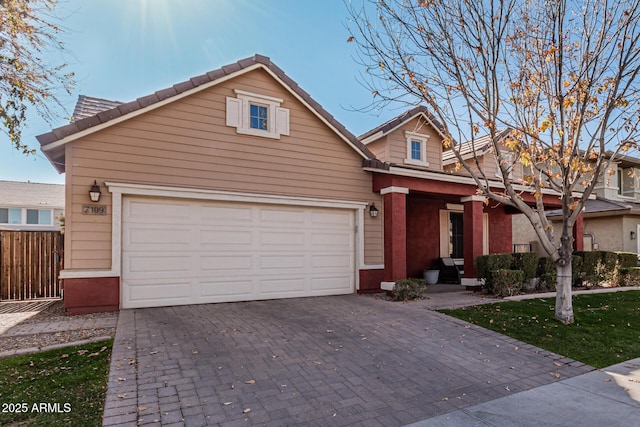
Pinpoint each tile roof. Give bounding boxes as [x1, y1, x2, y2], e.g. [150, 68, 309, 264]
[37, 54, 375, 173]
[547, 196, 640, 217]
[442, 129, 512, 165]
[359, 105, 446, 143]
[0, 181, 65, 209]
[72, 95, 122, 121]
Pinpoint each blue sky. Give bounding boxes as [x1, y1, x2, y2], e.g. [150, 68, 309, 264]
[0, 0, 396, 184]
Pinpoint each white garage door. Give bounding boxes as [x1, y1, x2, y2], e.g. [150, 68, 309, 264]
[121, 197, 355, 308]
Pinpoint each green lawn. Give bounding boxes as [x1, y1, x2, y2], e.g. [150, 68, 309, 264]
[0, 339, 113, 427]
[440, 291, 640, 368]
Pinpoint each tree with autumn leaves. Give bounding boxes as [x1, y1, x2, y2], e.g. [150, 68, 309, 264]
[348, 0, 640, 323]
[0, 0, 74, 153]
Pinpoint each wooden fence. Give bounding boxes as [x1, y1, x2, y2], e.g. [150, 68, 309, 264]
[0, 231, 63, 301]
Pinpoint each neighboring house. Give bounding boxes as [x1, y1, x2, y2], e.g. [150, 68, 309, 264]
[0, 181, 64, 231]
[37, 54, 569, 314]
[512, 154, 640, 255]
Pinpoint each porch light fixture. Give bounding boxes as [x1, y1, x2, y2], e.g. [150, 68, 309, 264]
[631, 230, 637, 240]
[89, 180, 102, 202]
[369, 203, 379, 218]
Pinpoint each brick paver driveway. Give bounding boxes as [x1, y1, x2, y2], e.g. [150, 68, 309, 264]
[103, 295, 592, 426]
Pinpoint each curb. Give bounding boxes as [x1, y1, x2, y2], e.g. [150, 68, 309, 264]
[504, 286, 640, 302]
[0, 335, 114, 359]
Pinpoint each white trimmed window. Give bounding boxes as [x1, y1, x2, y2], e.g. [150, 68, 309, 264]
[404, 131, 429, 167]
[0, 208, 53, 226]
[226, 89, 290, 139]
[495, 152, 514, 179]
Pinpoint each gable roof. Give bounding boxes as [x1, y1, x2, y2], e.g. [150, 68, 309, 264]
[0, 180, 65, 209]
[359, 105, 446, 144]
[442, 129, 512, 166]
[37, 54, 375, 173]
[72, 95, 122, 121]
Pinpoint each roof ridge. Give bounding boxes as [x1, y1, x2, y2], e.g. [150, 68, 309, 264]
[37, 54, 375, 173]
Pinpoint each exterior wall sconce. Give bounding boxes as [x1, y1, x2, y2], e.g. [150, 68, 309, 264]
[89, 180, 102, 202]
[631, 230, 636, 240]
[369, 203, 379, 218]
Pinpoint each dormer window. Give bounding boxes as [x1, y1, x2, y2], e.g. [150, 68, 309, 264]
[226, 90, 289, 139]
[404, 131, 429, 167]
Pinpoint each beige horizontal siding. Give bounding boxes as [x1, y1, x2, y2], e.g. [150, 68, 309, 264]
[64, 68, 383, 270]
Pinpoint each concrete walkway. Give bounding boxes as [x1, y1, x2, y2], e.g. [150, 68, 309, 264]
[103, 294, 592, 426]
[408, 357, 640, 426]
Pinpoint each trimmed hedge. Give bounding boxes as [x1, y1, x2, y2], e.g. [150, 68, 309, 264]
[537, 257, 557, 291]
[477, 254, 513, 293]
[618, 267, 640, 287]
[476, 250, 637, 295]
[617, 252, 638, 268]
[511, 252, 539, 282]
[492, 269, 524, 297]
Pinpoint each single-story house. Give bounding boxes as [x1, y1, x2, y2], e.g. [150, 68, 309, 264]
[38, 54, 572, 314]
[0, 181, 64, 231]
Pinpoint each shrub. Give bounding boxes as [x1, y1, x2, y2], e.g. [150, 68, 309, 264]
[492, 269, 524, 297]
[511, 252, 538, 282]
[478, 253, 513, 293]
[537, 257, 557, 291]
[572, 255, 583, 285]
[617, 252, 638, 269]
[576, 250, 604, 279]
[476, 255, 490, 282]
[392, 278, 427, 301]
[618, 267, 640, 287]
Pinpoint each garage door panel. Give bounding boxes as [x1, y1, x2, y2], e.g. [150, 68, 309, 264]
[260, 255, 306, 270]
[311, 276, 353, 292]
[200, 255, 253, 271]
[200, 229, 252, 246]
[311, 254, 353, 269]
[122, 197, 356, 309]
[311, 232, 354, 249]
[127, 255, 192, 274]
[258, 278, 306, 295]
[311, 210, 353, 227]
[126, 227, 192, 247]
[201, 205, 253, 222]
[199, 279, 253, 298]
[127, 280, 192, 304]
[260, 208, 305, 224]
[259, 231, 306, 247]
[126, 199, 192, 221]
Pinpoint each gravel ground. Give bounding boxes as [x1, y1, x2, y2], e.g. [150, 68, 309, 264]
[0, 300, 117, 352]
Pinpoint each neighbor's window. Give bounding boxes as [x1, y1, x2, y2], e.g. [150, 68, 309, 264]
[26, 209, 52, 225]
[0, 208, 52, 225]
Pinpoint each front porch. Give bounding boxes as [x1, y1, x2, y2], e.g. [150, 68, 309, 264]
[372, 172, 576, 289]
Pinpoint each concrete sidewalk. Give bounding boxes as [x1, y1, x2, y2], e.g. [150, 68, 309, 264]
[408, 357, 640, 427]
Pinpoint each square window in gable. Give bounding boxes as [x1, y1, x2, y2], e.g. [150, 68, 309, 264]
[250, 103, 269, 130]
[226, 90, 289, 139]
[404, 131, 429, 167]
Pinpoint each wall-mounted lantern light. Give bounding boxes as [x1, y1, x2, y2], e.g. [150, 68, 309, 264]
[369, 203, 379, 218]
[631, 230, 636, 240]
[89, 180, 102, 202]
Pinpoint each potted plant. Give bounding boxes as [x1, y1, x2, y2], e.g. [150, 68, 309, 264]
[423, 261, 440, 285]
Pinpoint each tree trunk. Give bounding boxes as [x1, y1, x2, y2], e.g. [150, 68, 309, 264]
[555, 262, 574, 324]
